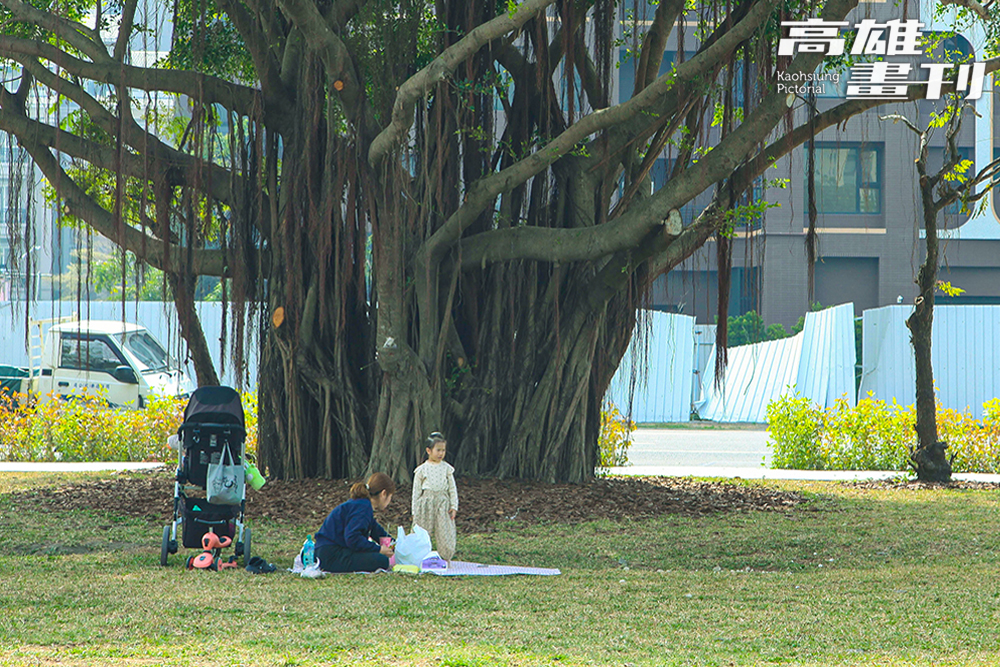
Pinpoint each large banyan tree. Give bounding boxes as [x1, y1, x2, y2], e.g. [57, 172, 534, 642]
[2, 0, 959, 482]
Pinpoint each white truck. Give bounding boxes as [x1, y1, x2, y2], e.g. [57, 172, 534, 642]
[0, 318, 195, 408]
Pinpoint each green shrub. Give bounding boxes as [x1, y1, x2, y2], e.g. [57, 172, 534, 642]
[598, 401, 635, 467]
[724, 310, 793, 347]
[0, 389, 259, 463]
[820, 396, 912, 470]
[766, 393, 825, 469]
[768, 392, 1000, 472]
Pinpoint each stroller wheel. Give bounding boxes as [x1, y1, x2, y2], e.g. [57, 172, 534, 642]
[160, 525, 171, 566]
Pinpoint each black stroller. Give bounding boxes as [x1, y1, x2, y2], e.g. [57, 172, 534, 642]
[160, 386, 251, 568]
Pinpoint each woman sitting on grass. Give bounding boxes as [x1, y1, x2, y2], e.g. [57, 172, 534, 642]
[314, 472, 396, 572]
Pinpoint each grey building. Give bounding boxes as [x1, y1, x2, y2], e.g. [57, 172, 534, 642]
[646, 1, 1000, 329]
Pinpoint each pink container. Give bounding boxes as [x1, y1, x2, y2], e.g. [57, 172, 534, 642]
[380, 537, 395, 568]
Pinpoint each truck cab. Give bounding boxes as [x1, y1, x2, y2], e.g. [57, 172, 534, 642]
[32, 319, 195, 408]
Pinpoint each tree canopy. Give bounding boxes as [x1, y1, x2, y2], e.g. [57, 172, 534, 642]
[2, 0, 993, 482]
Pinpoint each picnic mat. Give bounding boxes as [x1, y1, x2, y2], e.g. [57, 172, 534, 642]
[421, 560, 560, 576]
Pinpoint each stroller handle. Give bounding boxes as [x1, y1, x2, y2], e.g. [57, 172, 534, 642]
[178, 422, 246, 437]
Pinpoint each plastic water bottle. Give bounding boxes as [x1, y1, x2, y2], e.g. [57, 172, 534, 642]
[302, 534, 315, 568]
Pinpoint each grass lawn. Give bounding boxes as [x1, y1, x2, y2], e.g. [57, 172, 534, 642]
[2, 474, 1000, 666]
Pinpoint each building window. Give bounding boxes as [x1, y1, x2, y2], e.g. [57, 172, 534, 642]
[806, 142, 882, 214]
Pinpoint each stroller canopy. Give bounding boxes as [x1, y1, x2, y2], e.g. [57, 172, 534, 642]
[182, 386, 245, 427]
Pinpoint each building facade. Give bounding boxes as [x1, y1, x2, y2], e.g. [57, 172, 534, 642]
[646, 0, 1000, 329]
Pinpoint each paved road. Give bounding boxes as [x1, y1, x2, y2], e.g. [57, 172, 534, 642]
[626, 426, 772, 468]
[5, 429, 1000, 483]
[607, 426, 1000, 482]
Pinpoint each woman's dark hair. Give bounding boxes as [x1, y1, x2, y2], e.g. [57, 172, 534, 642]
[349, 472, 396, 500]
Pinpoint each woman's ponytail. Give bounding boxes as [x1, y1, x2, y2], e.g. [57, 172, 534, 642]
[349, 472, 396, 500]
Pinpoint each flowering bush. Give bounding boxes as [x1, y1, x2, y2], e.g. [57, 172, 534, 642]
[599, 401, 635, 468]
[767, 392, 1000, 473]
[0, 389, 259, 462]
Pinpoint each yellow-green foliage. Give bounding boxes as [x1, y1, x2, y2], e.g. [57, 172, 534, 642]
[768, 392, 1000, 472]
[0, 390, 259, 463]
[241, 390, 259, 461]
[598, 401, 635, 467]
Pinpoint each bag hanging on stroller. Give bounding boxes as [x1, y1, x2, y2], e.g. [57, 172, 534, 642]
[207, 441, 244, 505]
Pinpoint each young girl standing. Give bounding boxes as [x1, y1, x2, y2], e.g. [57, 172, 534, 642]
[411, 432, 458, 560]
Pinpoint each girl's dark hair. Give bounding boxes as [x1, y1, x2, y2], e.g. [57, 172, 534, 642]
[349, 472, 396, 500]
[422, 432, 446, 462]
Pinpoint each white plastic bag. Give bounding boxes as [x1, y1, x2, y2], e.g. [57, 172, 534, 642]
[394, 524, 433, 566]
[206, 442, 244, 505]
[289, 552, 327, 578]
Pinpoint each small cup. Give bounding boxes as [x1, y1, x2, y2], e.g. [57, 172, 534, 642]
[380, 537, 395, 568]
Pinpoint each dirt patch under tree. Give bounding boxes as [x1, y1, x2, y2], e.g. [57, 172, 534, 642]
[10, 467, 809, 531]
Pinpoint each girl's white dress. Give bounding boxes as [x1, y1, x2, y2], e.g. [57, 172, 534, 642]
[411, 460, 458, 560]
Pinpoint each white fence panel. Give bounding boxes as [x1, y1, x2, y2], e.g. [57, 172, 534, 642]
[697, 333, 803, 423]
[605, 311, 696, 422]
[858, 304, 1000, 418]
[797, 303, 857, 408]
[696, 302, 856, 422]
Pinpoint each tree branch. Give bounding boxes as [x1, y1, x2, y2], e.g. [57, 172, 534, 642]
[0, 107, 240, 205]
[368, 0, 558, 165]
[939, 0, 990, 19]
[0, 108, 157, 183]
[572, 35, 605, 111]
[962, 156, 1000, 203]
[730, 57, 1000, 198]
[215, 0, 292, 115]
[274, 0, 372, 129]
[18, 60, 240, 208]
[113, 0, 139, 61]
[327, 0, 366, 31]
[421, 0, 782, 263]
[0, 36, 282, 126]
[241, 0, 291, 65]
[2, 0, 108, 62]
[880, 113, 923, 135]
[5, 109, 230, 277]
[458, 210, 682, 270]
[647, 61, 1000, 282]
[574, 0, 870, 306]
[633, 0, 685, 95]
